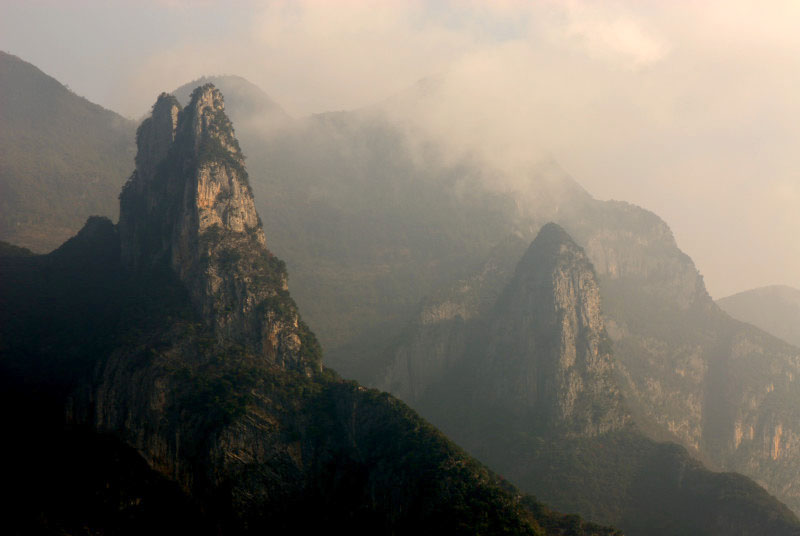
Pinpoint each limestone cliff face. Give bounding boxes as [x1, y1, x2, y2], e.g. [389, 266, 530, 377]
[118, 94, 180, 270]
[383, 224, 628, 438]
[559, 202, 800, 514]
[118, 85, 316, 374]
[556, 201, 715, 451]
[478, 223, 628, 436]
[563, 200, 710, 311]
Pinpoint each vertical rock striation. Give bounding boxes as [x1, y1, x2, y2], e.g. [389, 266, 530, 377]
[479, 223, 629, 436]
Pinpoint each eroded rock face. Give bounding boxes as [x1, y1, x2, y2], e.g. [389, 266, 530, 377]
[479, 223, 629, 436]
[118, 94, 180, 270]
[118, 85, 316, 373]
[560, 202, 800, 514]
[383, 223, 629, 438]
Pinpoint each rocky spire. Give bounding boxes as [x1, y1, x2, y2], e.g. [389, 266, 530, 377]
[118, 93, 180, 269]
[118, 84, 320, 373]
[481, 222, 629, 436]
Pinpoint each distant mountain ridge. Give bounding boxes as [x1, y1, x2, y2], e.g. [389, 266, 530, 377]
[0, 51, 135, 252]
[717, 286, 800, 347]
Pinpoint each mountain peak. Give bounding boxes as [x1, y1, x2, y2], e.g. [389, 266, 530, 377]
[515, 222, 584, 273]
[488, 223, 629, 436]
[132, 93, 179, 190]
[182, 84, 237, 154]
[119, 86, 320, 373]
[534, 221, 574, 245]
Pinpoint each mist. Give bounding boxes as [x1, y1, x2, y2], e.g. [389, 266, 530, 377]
[3, 0, 800, 297]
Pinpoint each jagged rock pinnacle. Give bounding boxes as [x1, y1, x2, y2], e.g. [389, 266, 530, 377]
[118, 84, 320, 373]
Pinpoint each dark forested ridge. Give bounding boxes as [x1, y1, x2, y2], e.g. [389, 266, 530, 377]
[0, 87, 618, 535]
[0, 51, 136, 252]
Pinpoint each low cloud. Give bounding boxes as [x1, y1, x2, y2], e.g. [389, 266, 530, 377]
[4, 0, 800, 296]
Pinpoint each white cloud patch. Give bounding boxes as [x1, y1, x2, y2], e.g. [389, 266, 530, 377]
[558, 1, 669, 67]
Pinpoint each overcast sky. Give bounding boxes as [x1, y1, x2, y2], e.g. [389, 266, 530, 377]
[3, 0, 800, 298]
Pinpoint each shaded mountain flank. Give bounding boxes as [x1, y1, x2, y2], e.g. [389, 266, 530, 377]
[0, 85, 617, 535]
[718, 286, 800, 348]
[0, 51, 136, 252]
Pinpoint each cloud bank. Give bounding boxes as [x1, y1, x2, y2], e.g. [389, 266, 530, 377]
[3, 0, 800, 297]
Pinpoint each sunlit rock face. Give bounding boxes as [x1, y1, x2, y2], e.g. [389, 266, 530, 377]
[118, 85, 313, 373]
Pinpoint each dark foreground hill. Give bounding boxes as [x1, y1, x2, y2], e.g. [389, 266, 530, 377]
[0, 85, 616, 535]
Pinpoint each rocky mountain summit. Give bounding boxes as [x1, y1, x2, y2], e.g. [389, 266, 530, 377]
[118, 86, 316, 373]
[380, 223, 800, 536]
[0, 86, 619, 535]
[477, 223, 628, 437]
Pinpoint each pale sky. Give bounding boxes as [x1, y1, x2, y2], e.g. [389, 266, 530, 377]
[3, 0, 800, 298]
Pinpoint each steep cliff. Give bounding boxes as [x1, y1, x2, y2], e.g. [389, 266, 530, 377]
[561, 202, 800, 515]
[380, 223, 800, 536]
[475, 223, 628, 437]
[383, 223, 629, 436]
[0, 87, 619, 535]
[118, 86, 318, 374]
